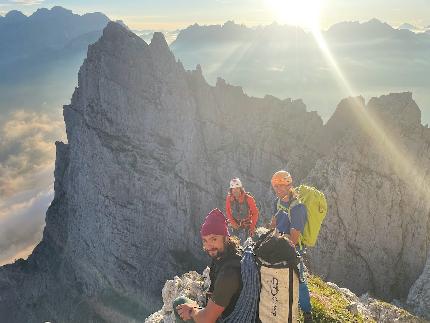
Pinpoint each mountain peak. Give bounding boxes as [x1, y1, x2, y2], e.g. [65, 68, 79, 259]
[29, 6, 74, 20]
[366, 18, 394, 30]
[4, 10, 26, 22]
[367, 92, 421, 128]
[150, 31, 169, 49]
[367, 18, 383, 24]
[99, 21, 142, 46]
[31, 7, 49, 17]
[399, 22, 418, 30]
[84, 21, 147, 66]
[51, 6, 73, 15]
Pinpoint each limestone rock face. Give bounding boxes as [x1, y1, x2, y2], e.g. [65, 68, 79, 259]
[407, 254, 430, 319]
[0, 21, 429, 321]
[145, 268, 210, 323]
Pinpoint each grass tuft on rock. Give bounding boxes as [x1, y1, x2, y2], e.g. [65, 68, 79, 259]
[304, 275, 373, 323]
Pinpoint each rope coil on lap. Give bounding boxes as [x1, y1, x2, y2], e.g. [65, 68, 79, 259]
[221, 246, 260, 323]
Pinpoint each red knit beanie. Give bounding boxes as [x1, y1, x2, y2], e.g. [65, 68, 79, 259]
[200, 208, 230, 237]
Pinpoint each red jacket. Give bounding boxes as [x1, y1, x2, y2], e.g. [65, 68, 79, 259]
[225, 191, 259, 233]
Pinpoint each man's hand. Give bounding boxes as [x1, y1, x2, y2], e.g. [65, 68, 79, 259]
[289, 228, 301, 246]
[176, 302, 198, 321]
[282, 234, 295, 248]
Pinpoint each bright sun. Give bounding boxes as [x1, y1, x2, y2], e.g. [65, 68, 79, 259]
[264, 0, 324, 29]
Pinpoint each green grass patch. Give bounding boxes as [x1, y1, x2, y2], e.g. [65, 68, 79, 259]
[304, 275, 373, 323]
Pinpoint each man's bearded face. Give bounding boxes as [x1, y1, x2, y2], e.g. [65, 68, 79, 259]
[202, 234, 226, 259]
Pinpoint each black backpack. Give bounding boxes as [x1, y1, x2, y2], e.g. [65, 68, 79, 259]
[221, 231, 300, 323]
[254, 229, 300, 269]
[254, 230, 300, 323]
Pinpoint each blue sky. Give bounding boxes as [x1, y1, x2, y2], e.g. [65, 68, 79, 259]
[1, 0, 429, 30]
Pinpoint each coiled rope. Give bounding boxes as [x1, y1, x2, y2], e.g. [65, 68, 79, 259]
[222, 245, 260, 323]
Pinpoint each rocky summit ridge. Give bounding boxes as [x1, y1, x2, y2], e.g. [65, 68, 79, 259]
[0, 22, 429, 322]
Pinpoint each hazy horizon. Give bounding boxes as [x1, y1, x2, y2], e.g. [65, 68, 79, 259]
[1, 0, 429, 31]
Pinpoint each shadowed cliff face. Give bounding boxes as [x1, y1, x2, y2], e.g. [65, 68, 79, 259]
[0, 22, 429, 322]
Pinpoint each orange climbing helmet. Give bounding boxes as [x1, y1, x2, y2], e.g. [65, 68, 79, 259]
[271, 170, 293, 187]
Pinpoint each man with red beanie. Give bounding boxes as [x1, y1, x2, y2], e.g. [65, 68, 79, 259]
[174, 209, 243, 323]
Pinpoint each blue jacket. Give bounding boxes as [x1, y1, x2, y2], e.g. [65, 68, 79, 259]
[274, 198, 307, 234]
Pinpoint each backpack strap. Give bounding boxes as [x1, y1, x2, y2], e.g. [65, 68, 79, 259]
[276, 198, 289, 212]
[277, 198, 300, 221]
[287, 199, 301, 215]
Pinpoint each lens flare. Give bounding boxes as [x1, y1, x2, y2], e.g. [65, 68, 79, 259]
[310, 28, 430, 200]
[264, 0, 324, 29]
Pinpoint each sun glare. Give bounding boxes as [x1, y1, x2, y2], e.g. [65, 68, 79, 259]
[264, 0, 324, 29]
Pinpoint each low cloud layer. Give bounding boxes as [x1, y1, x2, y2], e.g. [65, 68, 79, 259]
[0, 110, 65, 265]
[0, 110, 65, 197]
[0, 187, 53, 265]
[8, 0, 45, 6]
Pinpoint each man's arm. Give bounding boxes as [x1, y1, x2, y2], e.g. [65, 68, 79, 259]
[289, 228, 301, 245]
[176, 300, 224, 323]
[192, 300, 225, 323]
[289, 204, 307, 245]
[269, 199, 278, 229]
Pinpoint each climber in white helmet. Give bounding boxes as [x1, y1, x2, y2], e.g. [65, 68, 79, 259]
[225, 177, 259, 244]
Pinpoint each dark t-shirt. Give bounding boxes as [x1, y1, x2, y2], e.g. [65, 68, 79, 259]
[208, 250, 242, 318]
[211, 266, 241, 307]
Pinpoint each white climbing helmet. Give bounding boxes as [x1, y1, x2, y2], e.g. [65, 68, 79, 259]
[229, 177, 243, 189]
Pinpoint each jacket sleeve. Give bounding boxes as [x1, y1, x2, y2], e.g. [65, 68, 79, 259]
[290, 203, 307, 233]
[225, 195, 238, 227]
[248, 195, 259, 232]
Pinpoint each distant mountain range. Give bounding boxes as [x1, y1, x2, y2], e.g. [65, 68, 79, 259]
[0, 6, 109, 63]
[2, 8, 429, 123]
[398, 22, 430, 32]
[0, 6, 109, 114]
[170, 19, 430, 124]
